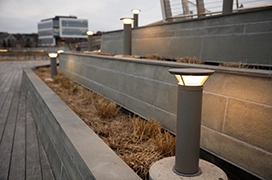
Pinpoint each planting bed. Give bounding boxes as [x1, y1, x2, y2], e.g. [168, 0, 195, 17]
[33, 66, 175, 179]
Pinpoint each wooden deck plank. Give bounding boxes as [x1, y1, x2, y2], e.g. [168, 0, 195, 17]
[0, 61, 55, 180]
[0, 70, 16, 111]
[9, 90, 26, 180]
[0, 70, 21, 180]
[0, 62, 12, 87]
[0, 71, 19, 136]
[26, 109, 42, 180]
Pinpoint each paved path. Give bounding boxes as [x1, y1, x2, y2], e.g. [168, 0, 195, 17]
[0, 61, 55, 180]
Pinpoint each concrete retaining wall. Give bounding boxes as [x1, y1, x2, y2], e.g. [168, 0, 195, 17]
[59, 53, 272, 180]
[101, 7, 272, 65]
[22, 68, 141, 180]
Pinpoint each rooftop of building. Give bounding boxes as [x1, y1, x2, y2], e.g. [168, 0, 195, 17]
[41, 15, 77, 22]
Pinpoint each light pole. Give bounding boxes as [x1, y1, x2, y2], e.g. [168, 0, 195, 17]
[131, 9, 141, 28]
[169, 68, 214, 176]
[86, 30, 94, 51]
[48, 53, 58, 79]
[120, 17, 134, 55]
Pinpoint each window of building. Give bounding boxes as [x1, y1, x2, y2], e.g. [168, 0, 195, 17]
[61, 20, 88, 28]
[38, 22, 52, 29]
[38, 30, 53, 36]
[61, 28, 87, 36]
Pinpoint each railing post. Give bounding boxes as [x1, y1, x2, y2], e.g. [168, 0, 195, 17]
[160, 0, 173, 22]
[223, 0, 234, 14]
[196, 0, 205, 17]
[182, 0, 190, 15]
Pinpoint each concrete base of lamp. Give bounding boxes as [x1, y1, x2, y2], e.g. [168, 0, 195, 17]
[149, 157, 228, 180]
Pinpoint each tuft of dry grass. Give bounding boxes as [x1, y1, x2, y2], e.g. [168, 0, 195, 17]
[94, 97, 120, 118]
[219, 61, 249, 68]
[94, 51, 115, 56]
[146, 54, 164, 61]
[176, 57, 203, 64]
[33, 67, 176, 180]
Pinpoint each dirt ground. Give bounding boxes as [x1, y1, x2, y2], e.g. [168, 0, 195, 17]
[33, 66, 176, 179]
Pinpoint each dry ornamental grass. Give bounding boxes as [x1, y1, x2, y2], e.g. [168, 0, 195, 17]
[34, 66, 175, 179]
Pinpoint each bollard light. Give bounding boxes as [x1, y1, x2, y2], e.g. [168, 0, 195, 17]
[48, 53, 58, 79]
[172, 69, 213, 86]
[120, 17, 134, 55]
[0, 49, 8, 53]
[86, 30, 94, 51]
[120, 17, 134, 24]
[57, 50, 64, 54]
[169, 68, 214, 176]
[131, 9, 141, 28]
[86, 30, 94, 36]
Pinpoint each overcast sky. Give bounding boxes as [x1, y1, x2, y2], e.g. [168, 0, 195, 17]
[0, 0, 162, 34]
[0, 0, 270, 34]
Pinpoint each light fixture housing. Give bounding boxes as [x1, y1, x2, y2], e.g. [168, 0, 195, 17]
[169, 68, 214, 86]
[131, 9, 141, 14]
[48, 53, 58, 58]
[120, 17, 134, 24]
[86, 30, 94, 36]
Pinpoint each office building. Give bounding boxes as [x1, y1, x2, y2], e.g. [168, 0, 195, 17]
[38, 16, 88, 46]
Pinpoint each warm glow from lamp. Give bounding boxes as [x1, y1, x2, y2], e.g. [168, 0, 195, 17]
[57, 50, 64, 54]
[120, 17, 134, 24]
[169, 68, 214, 86]
[175, 75, 184, 85]
[86, 30, 94, 36]
[131, 9, 141, 14]
[178, 75, 209, 86]
[0, 49, 8, 53]
[48, 53, 58, 58]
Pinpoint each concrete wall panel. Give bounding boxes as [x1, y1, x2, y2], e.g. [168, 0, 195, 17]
[202, 93, 227, 132]
[201, 127, 272, 180]
[205, 73, 272, 106]
[224, 98, 272, 152]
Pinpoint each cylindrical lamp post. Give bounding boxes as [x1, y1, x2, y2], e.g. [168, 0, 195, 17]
[120, 17, 134, 55]
[48, 53, 58, 79]
[86, 30, 94, 51]
[169, 68, 214, 176]
[131, 9, 141, 28]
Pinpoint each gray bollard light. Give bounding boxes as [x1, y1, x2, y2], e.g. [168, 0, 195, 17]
[169, 68, 214, 176]
[48, 53, 58, 79]
[120, 17, 134, 55]
[131, 9, 141, 28]
[86, 30, 94, 51]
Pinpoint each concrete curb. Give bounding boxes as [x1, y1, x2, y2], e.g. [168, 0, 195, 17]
[22, 68, 141, 180]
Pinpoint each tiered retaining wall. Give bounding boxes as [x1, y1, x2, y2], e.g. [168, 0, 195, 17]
[101, 7, 272, 65]
[59, 53, 272, 180]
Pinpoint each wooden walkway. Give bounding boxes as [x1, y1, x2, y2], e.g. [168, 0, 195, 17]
[0, 61, 55, 180]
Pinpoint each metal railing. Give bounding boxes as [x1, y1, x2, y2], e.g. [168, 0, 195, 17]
[161, 0, 272, 21]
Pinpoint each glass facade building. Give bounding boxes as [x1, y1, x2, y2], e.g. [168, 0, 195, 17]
[38, 16, 88, 46]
